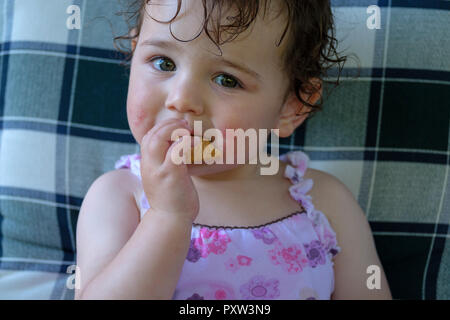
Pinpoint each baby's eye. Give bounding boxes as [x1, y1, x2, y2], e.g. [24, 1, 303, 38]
[214, 74, 242, 89]
[150, 57, 176, 72]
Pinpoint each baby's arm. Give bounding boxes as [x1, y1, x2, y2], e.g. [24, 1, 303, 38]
[75, 169, 192, 299]
[312, 171, 392, 300]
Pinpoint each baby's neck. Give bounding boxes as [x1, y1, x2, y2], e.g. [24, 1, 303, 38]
[190, 160, 292, 227]
[193, 164, 260, 182]
[191, 157, 286, 191]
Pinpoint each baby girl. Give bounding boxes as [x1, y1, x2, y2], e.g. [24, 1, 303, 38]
[75, 0, 392, 300]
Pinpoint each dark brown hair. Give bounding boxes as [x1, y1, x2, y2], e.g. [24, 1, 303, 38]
[114, 0, 347, 117]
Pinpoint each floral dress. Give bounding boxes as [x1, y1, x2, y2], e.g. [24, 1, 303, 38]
[115, 151, 341, 300]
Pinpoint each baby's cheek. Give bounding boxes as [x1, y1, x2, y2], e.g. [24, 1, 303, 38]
[217, 109, 274, 131]
[215, 116, 255, 133]
[128, 106, 147, 127]
[127, 105, 151, 144]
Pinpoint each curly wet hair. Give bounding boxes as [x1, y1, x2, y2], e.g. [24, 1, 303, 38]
[113, 0, 347, 117]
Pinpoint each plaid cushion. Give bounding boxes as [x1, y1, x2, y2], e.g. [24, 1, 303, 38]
[0, 0, 449, 300]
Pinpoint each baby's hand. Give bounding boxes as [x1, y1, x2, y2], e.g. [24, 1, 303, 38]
[140, 118, 200, 223]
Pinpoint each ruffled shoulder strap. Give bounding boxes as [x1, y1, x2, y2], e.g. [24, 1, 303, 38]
[114, 154, 142, 179]
[281, 151, 341, 258]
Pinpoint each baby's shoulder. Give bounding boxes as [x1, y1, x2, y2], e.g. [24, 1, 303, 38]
[303, 168, 361, 224]
[93, 168, 141, 196]
[305, 168, 347, 192]
[111, 168, 142, 191]
[80, 168, 142, 221]
[77, 168, 142, 247]
[302, 168, 370, 258]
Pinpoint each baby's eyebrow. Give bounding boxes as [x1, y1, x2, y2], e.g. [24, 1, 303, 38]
[210, 56, 262, 82]
[141, 39, 180, 51]
[141, 38, 262, 82]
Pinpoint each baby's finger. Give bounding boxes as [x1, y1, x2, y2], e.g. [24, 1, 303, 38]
[165, 135, 202, 168]
[142, 120, 192, 170]
[142, 118, 186, 145]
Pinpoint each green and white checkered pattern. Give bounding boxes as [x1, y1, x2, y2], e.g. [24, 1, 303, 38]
[0, 0, 449, 299]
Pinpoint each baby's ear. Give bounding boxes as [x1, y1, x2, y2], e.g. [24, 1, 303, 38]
[130, 27, 138, 52]
[276, 78, 322, 138]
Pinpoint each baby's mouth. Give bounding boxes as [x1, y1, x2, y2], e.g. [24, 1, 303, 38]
[186, 135, 220, 163]
[188, 134, 214, 144]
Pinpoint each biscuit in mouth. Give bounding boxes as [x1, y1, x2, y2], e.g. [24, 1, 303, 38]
[188, 137, 221, 163]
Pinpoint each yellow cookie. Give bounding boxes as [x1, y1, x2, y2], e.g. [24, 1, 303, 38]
[189, 139, 221, 163]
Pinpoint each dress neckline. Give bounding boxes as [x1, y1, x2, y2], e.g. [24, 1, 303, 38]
[191, 208, 307, 230]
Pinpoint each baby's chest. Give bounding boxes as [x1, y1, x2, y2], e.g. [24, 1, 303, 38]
[194, 184, 303, 228]
[173, 226, 335, 300]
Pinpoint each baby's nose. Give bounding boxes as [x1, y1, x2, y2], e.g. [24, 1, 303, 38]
[164, 78, 205, 115]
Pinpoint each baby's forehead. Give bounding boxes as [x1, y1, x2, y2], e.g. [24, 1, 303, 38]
[143, 0, 287, 22]
[140, 0, 289, 62]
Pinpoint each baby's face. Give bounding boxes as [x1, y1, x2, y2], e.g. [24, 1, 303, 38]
[127, 0, 292, 173]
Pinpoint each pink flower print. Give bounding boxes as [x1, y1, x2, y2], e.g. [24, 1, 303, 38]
[194, 228, 231, 258]
[268, 242, 309, 274]
[251, 227, 277, 245]
[177, 280, 236, 300]
[329, 246, 340, 257]
[299, 287, 319, 300]
[186, 293, 204, 300]
[240, 275, 280, 300]
[224, 257, 239, 273]
[312, 217, 341, 257]
[323, 232, 340, 257]
[186, 238, 202, 263]
[215, 289, 227, 300]
[237, 255, 252, 266]
[225, 255, 252, 272]
[303, 240, 326, 268]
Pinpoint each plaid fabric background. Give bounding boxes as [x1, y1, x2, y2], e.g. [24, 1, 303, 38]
[0, 0, 449, 300]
